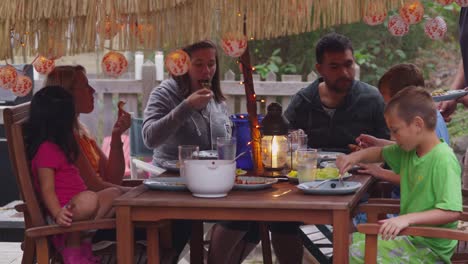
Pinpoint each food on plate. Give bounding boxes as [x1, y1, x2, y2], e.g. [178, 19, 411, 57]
[235, 177, 266, 185]
[348, 143, 362, 152]
[287, 170, 298, 178]
[431, 88, 447, 96]
[236, 169, 247, 175]
[315, 167, 340, 180]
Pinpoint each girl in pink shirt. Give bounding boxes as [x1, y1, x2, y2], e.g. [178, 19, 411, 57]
[26, 86, 122, 264]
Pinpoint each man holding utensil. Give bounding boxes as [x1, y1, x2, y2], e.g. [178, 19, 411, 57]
[284, 32, 389, 153]
[438, 7, 468, 121]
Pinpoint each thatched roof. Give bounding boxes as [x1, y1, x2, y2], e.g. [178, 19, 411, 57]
[0, 0, 403, 60]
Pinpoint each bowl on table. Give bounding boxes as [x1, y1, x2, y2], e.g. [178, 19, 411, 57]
[184, 159, 236, 198]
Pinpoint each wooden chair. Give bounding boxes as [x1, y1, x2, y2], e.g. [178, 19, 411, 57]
[357, 202, 468, 264]
[3, 102, 119, 263]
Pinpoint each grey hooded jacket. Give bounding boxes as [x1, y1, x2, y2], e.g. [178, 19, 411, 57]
[142, 79, 231, 166]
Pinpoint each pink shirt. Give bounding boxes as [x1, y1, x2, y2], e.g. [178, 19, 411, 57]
[32, 141, 87, 207]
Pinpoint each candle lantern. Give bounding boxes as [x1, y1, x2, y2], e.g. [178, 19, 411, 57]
[261, 103, 289, 177]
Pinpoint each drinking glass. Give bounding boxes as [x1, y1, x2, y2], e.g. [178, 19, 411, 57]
[296, 148, 318, 183]
[287, 130, 308, 170]
[217, 137, 237, 160]
[178, 145, 199, 178]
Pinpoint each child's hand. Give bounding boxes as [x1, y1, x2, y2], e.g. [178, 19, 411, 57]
[378, 216, 410, 240]
[355, 134, 378, 148]
[54, 206, 73, 227]
[357, 163, 384, 178]
[336, 154, 356, 175]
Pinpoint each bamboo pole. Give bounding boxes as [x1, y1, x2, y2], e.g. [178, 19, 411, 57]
[239, 14, 263, 174]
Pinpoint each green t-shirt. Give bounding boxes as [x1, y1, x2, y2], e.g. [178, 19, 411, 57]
[382, 142, 462, 263]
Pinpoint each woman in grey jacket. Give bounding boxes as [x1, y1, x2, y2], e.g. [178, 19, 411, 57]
[142, 40, 232, 166]
[142, 40, 232, 263]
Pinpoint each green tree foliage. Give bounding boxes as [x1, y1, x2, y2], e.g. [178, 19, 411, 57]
[230, 2, 461, 86]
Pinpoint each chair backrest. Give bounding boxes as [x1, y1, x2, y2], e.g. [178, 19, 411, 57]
[3, 102, 47, 227]
[130, 117, 153, 157]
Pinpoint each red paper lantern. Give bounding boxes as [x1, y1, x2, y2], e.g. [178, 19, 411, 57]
[101, 51, 128, 78]
[104, 20, 120, 40]
[165, 50, 190, 76]
[362, 3, 387, 26]
[455, 0, 468, 6]
[388, 15, 410, 37]
[0, 65, 18, 90]
[399, 1, 424, 24]
[11, 75, 32, 97]
[424, 17, 447, 40]
[33, 56, 55, 75]
[221, 32, 248, 58]
[436, 0, 454, 5]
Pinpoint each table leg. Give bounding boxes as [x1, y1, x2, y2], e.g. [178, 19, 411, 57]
[147, 224, 160, 264]
[333, 210, 350, 264]
[190, 221, 204, 264]
[117, 207, 134, 264]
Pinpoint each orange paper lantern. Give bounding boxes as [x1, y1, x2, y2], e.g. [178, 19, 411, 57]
[101, 51, 128, 78]
[436, 0, 454, 5]
[424, 17, 447, 40]
[455, 0, 468, 6]
[399, 1, 424, 24]
[165, 50, 190, 76]
[11, 75, 32, 97]
[0, 65, 18, 90]
[33, 56, 55, 75]
[221, 32, 248, 58]
[388, 15, 410, 36]
[363, 3, 387, 26]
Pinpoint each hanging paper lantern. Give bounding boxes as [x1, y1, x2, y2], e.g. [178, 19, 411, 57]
[399, 1, 424, 24]
[437, 0, 454, 5]
[101, 51, 128, 78]
[455, 0, 468, 6]
[424, 17, 447, 40]
[362, 3, 387, 26]
[11, 75, 32, 97]
[388, 15, 410, 37]
[104, 20, 120, 40]
[0, 65, 18, 90]
[221, 32, 248, 58]
[33, 56, 55, 75]
[165, 49, 190, 76]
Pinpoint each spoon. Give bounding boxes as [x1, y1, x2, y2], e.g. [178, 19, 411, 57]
[234, 151, 248, 161]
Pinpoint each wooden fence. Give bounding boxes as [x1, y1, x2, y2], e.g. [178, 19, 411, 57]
[34, 63, 361, 144]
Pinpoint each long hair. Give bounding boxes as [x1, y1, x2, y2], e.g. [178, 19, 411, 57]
[44, 65, 90, 135]
[25, 86, 79, 163]
[44, 65, 86, 94]
[172, 40, 225, 103]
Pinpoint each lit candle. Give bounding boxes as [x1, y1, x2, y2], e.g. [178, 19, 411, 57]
[155, 51, 164, 81]
[135, 51, 143, 80]
[271, 136, 279, 168]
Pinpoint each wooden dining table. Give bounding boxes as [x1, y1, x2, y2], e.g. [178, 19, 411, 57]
[114, 174, 374, 264]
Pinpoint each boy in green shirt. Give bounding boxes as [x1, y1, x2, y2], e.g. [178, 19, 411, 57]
[337, 86, 462, 263]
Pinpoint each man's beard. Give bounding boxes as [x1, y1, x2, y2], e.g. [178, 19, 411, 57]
[326, 77, 353, 94]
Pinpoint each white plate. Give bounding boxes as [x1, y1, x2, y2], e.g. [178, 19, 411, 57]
[287, 171, 352, 184]
[234, 176, 278, 190]
[199, 150, 218, 159]
[161, 160, 180, 172]
[297, 181, 362, 195]
[318, 151, 344, 160]
[432, 90, 468, 102]
[143, 177, 187, 191]
[132, 159, 166, 176]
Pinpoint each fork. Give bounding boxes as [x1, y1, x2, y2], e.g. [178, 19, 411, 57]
[301, 179, 334, 189]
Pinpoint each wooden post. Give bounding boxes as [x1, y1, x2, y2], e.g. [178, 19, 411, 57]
[239, 14, 263, 174]
[142, 62, 158, 116]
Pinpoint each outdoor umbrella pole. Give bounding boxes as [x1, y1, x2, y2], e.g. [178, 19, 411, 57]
[239, 14, 264, 174]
